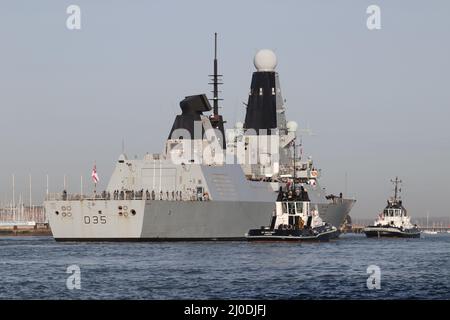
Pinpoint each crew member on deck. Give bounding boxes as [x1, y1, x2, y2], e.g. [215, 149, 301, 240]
[294, 188, 301, 200]
[300, 186, 310, 201]
[287, 190, 294, 201]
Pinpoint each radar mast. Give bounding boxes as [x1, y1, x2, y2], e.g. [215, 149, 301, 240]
[208, 33, 226, 148]
[391, 176, 402, 202]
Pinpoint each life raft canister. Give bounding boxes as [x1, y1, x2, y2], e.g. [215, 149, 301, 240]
[299, 218, 304, 228]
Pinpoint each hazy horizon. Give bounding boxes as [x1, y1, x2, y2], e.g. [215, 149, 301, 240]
[1, 0, 449, 219]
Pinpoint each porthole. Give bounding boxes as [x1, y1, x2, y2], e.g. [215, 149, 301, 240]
[61, 206, 66, 211]
[67, 206, 72, 211]
[67, 212, 72, 217]
[118, 212, 123, 216]
[124, 212, 128, 217]
[131, 209, 136, 216]
[55, 211, 59, 215]
[118, 206, 122, 210]
[62, 212, 67, 217]
[98, 210, 102, 215]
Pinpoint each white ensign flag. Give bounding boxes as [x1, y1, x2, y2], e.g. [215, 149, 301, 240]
[91, 165, 99, 184]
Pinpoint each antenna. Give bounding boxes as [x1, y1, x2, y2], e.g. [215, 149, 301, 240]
[209, 32, 223, 117]
[208, 33, 226, 148]
[293, 136, 296, 191]
[391, 176, 402, 202]
[213, 32, 218, 115]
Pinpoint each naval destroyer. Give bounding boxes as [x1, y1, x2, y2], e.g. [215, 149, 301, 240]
[45, 35, 355, 241]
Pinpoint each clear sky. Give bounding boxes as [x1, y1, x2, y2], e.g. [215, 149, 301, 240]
[0, 0, 449, 219]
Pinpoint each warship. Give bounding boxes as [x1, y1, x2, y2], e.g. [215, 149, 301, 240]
[45, 34, 355, 241]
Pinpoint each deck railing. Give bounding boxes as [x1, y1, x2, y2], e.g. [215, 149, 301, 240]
[45, 191, 210, 202]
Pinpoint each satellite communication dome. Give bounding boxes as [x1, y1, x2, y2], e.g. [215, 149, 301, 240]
[286, 121, 298, 132]
[254, 49, 277, 71]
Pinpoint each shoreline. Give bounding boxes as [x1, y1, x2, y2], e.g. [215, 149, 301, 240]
[0, 226, 52, 237]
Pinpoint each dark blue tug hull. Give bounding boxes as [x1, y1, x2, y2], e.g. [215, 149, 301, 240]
[364, 226, 421, 238]
[246, 225, 338, 242]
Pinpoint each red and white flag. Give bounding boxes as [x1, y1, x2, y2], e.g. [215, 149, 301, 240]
[91, 164, 99, 184]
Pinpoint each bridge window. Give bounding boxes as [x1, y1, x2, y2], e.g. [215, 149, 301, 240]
[288, 202, 295, 214]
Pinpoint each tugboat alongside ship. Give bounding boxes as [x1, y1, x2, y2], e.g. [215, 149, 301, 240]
[44, 35, 355, 241]
[364, 177, 420, 239]
[246, 186, 337, 242]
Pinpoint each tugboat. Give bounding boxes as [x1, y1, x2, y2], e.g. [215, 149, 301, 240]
[246, 186, 338, 242]
[364, 177, 420, 238]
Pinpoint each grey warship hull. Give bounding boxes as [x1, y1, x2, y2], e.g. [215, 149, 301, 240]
[47, 197, 354, 241]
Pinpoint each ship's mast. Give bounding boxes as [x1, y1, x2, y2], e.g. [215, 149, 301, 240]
[209, 33, 223, 120]
[292, 137, 296, 191]
[208, 33, 226, 148]
[212, 33, 220, 116]
[391, 176, 402, 202]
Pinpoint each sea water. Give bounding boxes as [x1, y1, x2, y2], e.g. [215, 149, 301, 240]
[0, 234, 449, 299]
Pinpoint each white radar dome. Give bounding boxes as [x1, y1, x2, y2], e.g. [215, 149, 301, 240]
[286, 121, 298, 132]
[254, 49, 277, 72]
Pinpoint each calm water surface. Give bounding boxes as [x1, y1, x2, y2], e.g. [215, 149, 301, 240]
[0, 234, 449, 299]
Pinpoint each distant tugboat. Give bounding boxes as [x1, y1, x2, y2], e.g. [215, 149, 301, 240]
[364, 177, 420, 238]
[246, 186, 338, 242]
